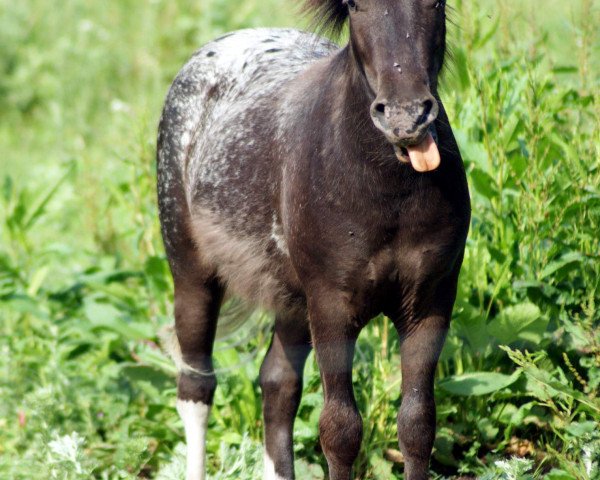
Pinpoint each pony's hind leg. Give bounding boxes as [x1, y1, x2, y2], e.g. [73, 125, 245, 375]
[172, 269, 224, 480]
[158, 114, 224, 479]
[259, 310, 311, 480]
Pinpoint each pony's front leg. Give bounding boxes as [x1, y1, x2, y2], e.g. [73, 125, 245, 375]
[392, 274, 459, 480]
[395, 313, 448, 480]
[308, 290, 363, 480]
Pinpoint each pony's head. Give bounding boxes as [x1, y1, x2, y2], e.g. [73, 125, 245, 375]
[307, 0, 448, 171]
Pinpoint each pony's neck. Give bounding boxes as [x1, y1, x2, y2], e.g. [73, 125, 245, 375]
[329, 43, 398, 171]
[337, 41, 373, 110]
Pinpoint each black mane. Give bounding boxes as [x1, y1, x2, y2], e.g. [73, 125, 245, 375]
[303, 0, 349, 37]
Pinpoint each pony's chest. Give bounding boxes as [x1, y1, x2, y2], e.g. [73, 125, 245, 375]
[366, 208, 467, 289]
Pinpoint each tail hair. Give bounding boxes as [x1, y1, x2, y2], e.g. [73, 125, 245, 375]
[158, 297, 273, 376]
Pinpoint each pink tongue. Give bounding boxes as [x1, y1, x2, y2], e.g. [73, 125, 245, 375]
[406, 133, 441, 172]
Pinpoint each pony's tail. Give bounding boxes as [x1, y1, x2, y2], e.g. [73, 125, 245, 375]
[159, 297, 273, 375]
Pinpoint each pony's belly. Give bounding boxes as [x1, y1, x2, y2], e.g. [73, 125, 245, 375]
[189, 206, 302, 312]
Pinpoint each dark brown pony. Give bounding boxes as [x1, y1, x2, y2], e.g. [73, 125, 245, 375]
[157, 1, 470, 479]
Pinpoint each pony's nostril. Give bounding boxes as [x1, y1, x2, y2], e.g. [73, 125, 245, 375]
[414, 99, 435, 127]
[375, 103, 386, 114]
[422, 99, 433, 118]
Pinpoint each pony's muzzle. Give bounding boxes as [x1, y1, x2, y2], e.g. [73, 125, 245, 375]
[370, 96, 441, 172]
[370, 96, 439, 144]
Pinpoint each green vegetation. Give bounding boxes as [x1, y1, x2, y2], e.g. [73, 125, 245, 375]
[1, 0, 598, 478]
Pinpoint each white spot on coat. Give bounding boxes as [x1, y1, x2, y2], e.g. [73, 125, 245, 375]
[270, 214, 289, 256]
[264, 451, 287, 480]
[177, 400, 210, 480]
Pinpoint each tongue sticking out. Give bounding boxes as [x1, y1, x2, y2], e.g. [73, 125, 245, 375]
[402, 133, 441, 172]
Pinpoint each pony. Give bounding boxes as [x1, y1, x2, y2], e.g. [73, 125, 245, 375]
[157, 1, 470, 478]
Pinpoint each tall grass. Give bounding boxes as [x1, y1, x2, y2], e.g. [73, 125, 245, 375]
[1, 0, 598, 478]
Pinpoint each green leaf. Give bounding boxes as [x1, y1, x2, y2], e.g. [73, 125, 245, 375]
[144, 255, 170, 293]
[552, 66, 578, 74]
[453, 303, 489, 354]
[545, 469, 577, 480]
[453, 129, 488, 170]
[477, 417, 499, 442]
[470, 168, 498, 200]
[84, 300, 153, 340]
[2, 175, 13, 202]
[433, 428, 458, 466]
[502, 347, 600, 414]
[219, 431, 243, 445]
[3, 294, 50, 319]
[487, 302, 545, 344]
[294, 459, 325, 480]
[121, 364, 172, 390]
[564, 421, 597, 437]
[293, 418, 317, 441]
[369, 451, 393, 479]
[24, 162, 75, 230]
[438, 370, 521, 396]
[540, 252, 584, 281]
[474, 14, 500, 49]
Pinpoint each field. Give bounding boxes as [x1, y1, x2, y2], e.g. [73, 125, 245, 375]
[1, 0, 599, 478]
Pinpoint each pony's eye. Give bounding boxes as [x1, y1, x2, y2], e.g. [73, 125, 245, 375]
[345, 0, 357, 12]
[435, 0, 446, 9]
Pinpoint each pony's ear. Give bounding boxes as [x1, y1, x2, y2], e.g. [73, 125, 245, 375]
[303, 0, 349, 38]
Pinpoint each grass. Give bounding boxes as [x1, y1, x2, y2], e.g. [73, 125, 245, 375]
[1, 0, 599, 478]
